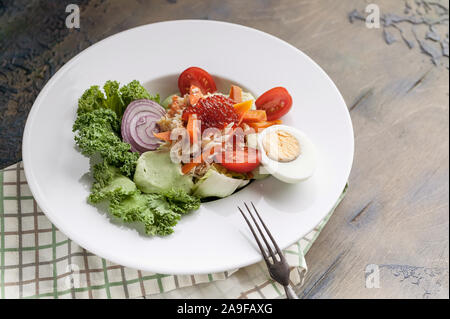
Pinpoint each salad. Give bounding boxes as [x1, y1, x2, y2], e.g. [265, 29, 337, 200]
[72, 67, 317, 236]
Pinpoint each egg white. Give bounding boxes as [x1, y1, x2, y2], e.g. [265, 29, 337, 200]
[257, 125, 317, 183]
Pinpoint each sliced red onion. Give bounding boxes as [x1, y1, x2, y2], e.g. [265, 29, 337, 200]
[121, 99, 167, 153]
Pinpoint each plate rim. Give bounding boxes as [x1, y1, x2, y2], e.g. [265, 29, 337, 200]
[22, 19, 354, 274]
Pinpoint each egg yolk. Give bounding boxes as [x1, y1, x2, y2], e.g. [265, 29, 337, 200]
[262, 130, 300, 162]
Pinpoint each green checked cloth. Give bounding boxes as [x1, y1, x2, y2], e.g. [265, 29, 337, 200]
[0, 162, 346, 299]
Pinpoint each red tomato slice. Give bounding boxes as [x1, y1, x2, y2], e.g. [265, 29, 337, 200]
[255, 87, 292, 121]
[178, 67, 217, 95]
[219, 147, 260, 173]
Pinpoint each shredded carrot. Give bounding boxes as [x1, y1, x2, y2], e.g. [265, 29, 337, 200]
[153, 131, 172, 141]
[181, 125, 242, 175]
[181, 162, 198, 175]
[233, 100, 253, 115]
[181, 147, 216, 174]
[186, 115, 200, 144]
[229, 85, 243, 103]
[233, 100, 254, 125]
[241, 110, 267, 123]
[247, 120, 282, 132]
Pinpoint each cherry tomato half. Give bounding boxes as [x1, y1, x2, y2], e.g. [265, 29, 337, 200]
[255, 87, 292, 121]
[218, 147, 261, 173]
[178, 67, 217, 95]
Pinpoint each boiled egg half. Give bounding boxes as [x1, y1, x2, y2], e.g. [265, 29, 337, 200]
[257, 125, 317, 183]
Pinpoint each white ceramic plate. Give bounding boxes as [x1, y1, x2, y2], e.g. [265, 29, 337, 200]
[22, 20, 354, 274]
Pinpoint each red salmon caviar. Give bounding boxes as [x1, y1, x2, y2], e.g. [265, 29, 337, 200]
[182, 95, 239, 131]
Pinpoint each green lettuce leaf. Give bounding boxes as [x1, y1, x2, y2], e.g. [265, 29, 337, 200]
[88, 161, 137, 204]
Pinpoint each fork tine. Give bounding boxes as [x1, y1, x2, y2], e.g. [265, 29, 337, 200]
[244, 202, 276, 260]
[238, 206, 269, 261]
[250, 201, 284, 258]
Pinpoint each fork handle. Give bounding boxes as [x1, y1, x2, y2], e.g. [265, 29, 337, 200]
[284, 285, 299, 299]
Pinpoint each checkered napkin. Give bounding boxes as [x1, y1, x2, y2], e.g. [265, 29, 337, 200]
[0, 162, 346, 299]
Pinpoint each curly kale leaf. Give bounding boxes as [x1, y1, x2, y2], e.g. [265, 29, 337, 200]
[76, 80, 158, 119]
[120, 80, 160, 106]
[73, 108, 139, 177]
[88, 164, 200, 236]
[73, 106, 120, 133]
[109, 191, 181, 236]
[108, 189, 200, 236]
[103, 80, 125, 118]
[77, 85, 106, 115]
[163, 188, 201, 215]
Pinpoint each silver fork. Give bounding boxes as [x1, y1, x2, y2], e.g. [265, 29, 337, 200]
[238, 202, 298, 299]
